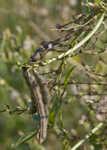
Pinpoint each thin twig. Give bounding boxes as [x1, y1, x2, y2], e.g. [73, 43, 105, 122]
[70, 123, 103, 150]
[32, 13, 104, 66]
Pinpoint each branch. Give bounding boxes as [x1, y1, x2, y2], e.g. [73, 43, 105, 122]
[70, 123, 103, 150]
[40, 13, 105, 66]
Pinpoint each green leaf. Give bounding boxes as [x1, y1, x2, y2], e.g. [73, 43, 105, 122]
[94, 0, 101, 3]
[59, 109, 63, 128]
[15, 126, 39, 147]
[49, 96, 62, 126]
[64, 66, 76, 86]
[49, 111, 56, 125]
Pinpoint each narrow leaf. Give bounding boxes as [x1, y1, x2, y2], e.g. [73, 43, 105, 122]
[15, 125, 39, 147]
[64, 66, 76, 86]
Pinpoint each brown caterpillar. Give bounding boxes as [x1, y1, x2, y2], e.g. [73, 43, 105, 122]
[32, 68, 51, 143]
[22, 66, 37, 114]
[22, 66, 50, 143]
[32, 69, 51, 105]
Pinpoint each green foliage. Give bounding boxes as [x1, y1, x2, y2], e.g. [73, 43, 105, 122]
[0, 0, 107, 150]
[49, 96, 62, 126]
[64, 66, 76, 86]
[15, 126, 39, 148]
